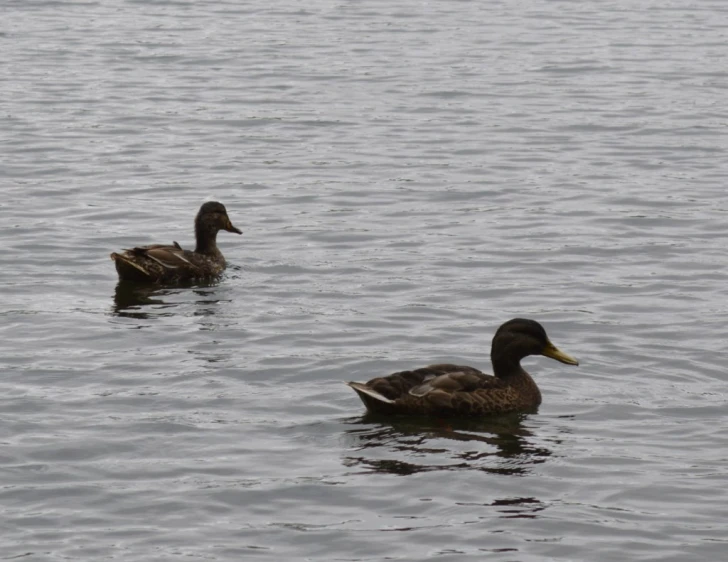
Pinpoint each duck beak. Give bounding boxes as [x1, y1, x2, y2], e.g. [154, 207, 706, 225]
[542, 342, 579, 366]
[224, 218, 242, 234]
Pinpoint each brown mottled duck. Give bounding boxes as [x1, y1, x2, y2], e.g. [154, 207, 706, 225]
[110, 201, 241, 283]
[347, 318, 578, 417]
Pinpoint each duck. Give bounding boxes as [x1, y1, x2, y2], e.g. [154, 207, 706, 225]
[110, 201, 242, 283]
[347, 318, 578, 417]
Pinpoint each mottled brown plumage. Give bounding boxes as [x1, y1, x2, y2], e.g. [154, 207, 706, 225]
[110, 201, 241, 283]
[348, 318, 578, 417]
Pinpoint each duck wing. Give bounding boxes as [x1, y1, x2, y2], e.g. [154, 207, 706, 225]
[408, 364, 502, 397]
[127, 244, 196, 269]
[359, 364, 496, 400]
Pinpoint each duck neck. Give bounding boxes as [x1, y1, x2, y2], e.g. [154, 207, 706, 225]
[492, 355, 541, 405]
[491, 354, 527, 380]
[195, 226, 221, 256]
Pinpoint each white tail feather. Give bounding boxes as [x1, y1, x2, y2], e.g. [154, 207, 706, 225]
[346, 382, 394, 404]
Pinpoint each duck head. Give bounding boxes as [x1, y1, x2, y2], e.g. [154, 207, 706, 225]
[491, 318, 579, 374]
[195, 201, 242, 236]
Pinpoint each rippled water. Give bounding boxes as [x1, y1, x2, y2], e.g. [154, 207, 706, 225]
[2, 1, 728, 560]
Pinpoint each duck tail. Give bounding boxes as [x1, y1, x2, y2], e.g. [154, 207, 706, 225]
[110, 252, 154, 282]
[348, 381, 403, 415]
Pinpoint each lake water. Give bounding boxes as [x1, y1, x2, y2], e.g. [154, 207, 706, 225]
[2, 1, 728, 560]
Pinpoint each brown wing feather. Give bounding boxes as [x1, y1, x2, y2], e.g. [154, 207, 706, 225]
[139, 246, 197, 268]
[411, 368, 503, 395]
[362, 364, 482, 400]
[364, 364, 498, 400]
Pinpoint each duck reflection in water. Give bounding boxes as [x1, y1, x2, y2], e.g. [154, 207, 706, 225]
[484, 497, 546, 520]
[342, 413, 556, 477]
[111, 279, 222, 320]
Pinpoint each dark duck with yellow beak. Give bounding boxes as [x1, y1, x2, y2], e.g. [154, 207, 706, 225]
[348, 318, 579, 417]
[110, 201, 242, 283]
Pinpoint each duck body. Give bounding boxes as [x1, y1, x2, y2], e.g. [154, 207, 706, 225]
[111, 201, 241, 283]
[348, 318, 578, 417]
[111, 242, 228, 283]
[349, 363, 539, 417]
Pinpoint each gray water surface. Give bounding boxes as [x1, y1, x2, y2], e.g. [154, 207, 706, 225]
[2, 1, 728, 560]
